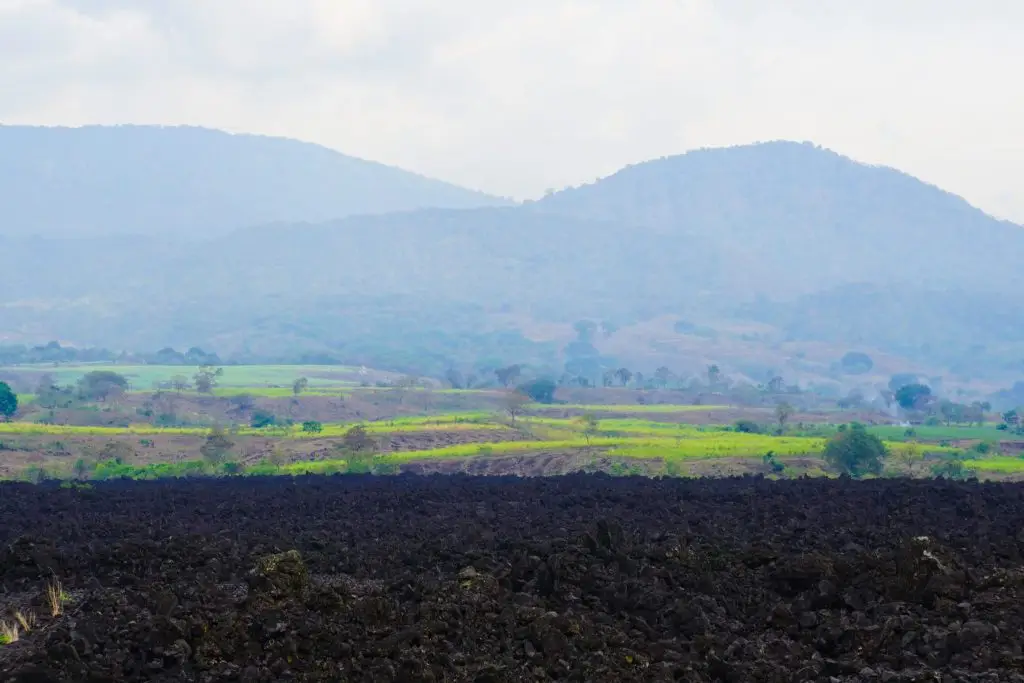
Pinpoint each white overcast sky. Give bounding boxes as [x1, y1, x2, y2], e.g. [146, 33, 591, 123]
[2, 0, 1022, 220]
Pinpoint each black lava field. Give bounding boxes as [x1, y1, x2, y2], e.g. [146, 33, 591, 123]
[2, 475, 1024, 682]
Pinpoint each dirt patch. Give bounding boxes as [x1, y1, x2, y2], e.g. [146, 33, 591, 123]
[399, 450, 663, 477]
[681, 455, 828, 478]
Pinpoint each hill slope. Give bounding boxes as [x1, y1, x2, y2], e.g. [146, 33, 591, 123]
[533, 141, 1024, 295]
[0, 125, 506, 238]
[3, 139, 1023, 384]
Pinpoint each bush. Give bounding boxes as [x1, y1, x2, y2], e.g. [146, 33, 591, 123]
[734, 420, 763, 434]
[517, 378, 557, 404]
[200, 426, 234, 466]
[250, 410, 277, 429]
[931, 456, 976, 480]
[822, 423, 887, 478]
[301, 421, 323, 434]
[342, 425, 375, 452]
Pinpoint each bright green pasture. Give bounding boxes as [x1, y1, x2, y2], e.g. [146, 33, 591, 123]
[532, 403, 729, 414]
[1, 363, 368, 391]
[796, 423, 1007, 443]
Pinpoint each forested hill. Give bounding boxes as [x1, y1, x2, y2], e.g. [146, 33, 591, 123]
[533, 141, 1024, 295]
[0, 124, 507, 238]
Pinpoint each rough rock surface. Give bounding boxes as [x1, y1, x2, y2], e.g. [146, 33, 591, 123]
[2, 475, 1024, 681]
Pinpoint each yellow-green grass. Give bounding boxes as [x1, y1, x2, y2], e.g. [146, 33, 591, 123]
[532, 403, 730, 414]
[381, 432, 829, 464]
[960, 457, 1024, 474]
[0, 413, 505, 438]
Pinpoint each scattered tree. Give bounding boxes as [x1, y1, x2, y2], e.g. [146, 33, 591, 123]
[200, 425, 234, 466]
[170, 375, 191, 392]
[614, 367, 633, 386]
[518, 378, 557, 404]
[77, 371, 128, 402]
[895, 441, 923, 475]
[193, 365, 224, 394]
[654, 366, 674, 388]
[822, 423, 887, 478]
[503, 391, 531, 424]
[766, 376, 784, 393]
[0, 381, 16, 421]
[250, 410, 277, 429]
[895, 383, 932, 411]
[292, 377, 309, 396]
[734, 419, 763, 434]
[774, 402, 794, 433]
[494, 364, 522, 388]
[706, 364, 722, 387]
[577, 413, 600, 446]
[445, 368, 465, 389]
[342, 424, 375, 452]
[72, 458, 93, 481]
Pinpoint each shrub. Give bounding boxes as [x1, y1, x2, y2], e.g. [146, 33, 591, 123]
[342, 425, 375, 452]
[301, 420, 323, 434]
[822, 423, 887, 478]
[250, 410, 277, 429]
[762, 451, 785, 473]
[931, 455, 976, 481]
[0, 381, 17, 420]
[200, 426, 234, 466]
[518, 378, 557, 404]
[734, 420, 763, 434]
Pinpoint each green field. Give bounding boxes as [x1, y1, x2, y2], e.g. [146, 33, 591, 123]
[2, 363, 370, 391]
[533, 403, 729, 414]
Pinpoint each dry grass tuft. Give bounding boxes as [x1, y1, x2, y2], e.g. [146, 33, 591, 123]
[45, 579, 65, 617]
[0, 619, 19, 643]
[13, 610, 36, 633]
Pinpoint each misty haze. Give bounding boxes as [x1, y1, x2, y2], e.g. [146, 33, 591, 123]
[1, 3, 1023, 682]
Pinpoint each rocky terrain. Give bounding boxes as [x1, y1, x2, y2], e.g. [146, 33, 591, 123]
[2, 475, 1023, 681]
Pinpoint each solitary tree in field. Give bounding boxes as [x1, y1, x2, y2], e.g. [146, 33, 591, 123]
[292, 377, 309, 396]
[503, 390, 531, 424]
[822, 423, 887, 478]
[775, 402, 794, 433]
[706, 364, 722, 388]
[577, 413, 600, 446]
[193, 365, 224, 394]
[895, 383, 932, 412]
[200, 425, 234, 466]
[0, 381, 17, 421]
[895, 441, 923, 475]
[342, 424, 375, 452]
[614, 368, 633, 387]
[77, 371, 128, 402]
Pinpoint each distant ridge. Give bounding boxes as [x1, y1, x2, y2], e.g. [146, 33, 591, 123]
[0, 124, 508, 238]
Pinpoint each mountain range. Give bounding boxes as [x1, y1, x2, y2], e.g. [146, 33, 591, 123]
[1, 125, 1021, 395]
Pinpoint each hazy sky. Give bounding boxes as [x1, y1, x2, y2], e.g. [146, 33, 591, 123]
[2, 0, 1022, 220]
